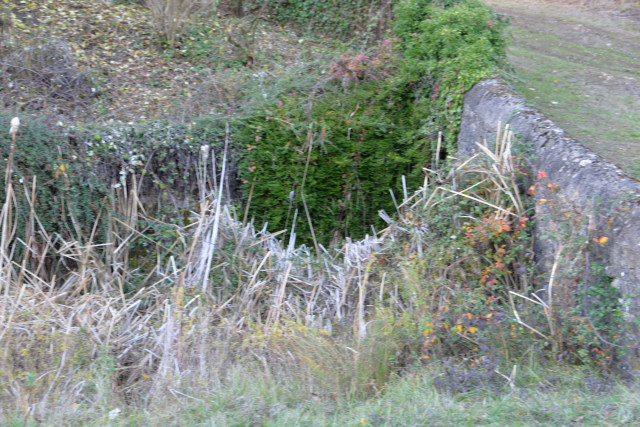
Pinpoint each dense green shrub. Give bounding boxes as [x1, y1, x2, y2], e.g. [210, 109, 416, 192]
[237, 0, 506, 246]
[237, 49, 428, 245]
[394, 0, 507, 154]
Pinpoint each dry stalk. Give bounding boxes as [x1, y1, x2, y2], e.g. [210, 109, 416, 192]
[0, 121, 539, 418]
[266, 261, 292, 328]
[198, 123, 229, 295]
[300, 125, 320, 254]
[147, 0, 218, 46]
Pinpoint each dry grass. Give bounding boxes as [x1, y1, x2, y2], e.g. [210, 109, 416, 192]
[0, 118, 394, 421]
[0, 123, 545, 423]
[146, 0, 219, 46]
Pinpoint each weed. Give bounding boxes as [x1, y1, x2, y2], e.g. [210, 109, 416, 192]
[147, 0, 219, 47]
[0, 39, 96, 114]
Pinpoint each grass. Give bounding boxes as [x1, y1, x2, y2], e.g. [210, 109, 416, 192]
[10, 364, 637, 425]
[499, 17, 640, 178]
[343, 368, 640, 426]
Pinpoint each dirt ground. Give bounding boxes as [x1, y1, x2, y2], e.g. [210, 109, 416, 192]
[483, 0, 640, 177]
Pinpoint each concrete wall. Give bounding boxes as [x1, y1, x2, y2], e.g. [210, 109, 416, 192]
[458, 78, 640, 368]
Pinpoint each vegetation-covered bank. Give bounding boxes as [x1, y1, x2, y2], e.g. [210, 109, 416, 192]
[238, 0, 507, 245]
[1, 0, 507, 246]
[0, 0, 634, 424]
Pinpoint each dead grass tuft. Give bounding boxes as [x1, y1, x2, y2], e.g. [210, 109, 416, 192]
[0, 123, 541, 422]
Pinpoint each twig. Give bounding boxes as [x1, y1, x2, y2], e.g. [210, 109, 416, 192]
[509, 291, 550, 340]
[300, 125, 320, 254]
[435, 131, 442, 169]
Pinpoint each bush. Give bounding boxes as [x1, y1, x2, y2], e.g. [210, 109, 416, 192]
[0, 40, 95, 114]
[0, 113, 234, 280]
[394, 0, 507, 154]
[0, 113, 110, 245]
[147, 0, 219, 46]
[238, 49, 428, 246]
[237, 0, 507, 246]
[265, 0, 393, 39]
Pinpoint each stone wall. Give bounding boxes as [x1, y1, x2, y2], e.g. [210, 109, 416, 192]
[458, 78, 640, 368]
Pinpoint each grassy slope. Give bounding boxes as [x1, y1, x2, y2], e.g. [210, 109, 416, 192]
[486, 0, 640, 177]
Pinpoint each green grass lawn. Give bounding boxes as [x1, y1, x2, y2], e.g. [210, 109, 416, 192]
[499, 14, 640, 177]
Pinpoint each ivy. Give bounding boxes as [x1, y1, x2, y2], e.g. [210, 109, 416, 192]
[265, 0, 386, 38]
[0, 111, 113, 256]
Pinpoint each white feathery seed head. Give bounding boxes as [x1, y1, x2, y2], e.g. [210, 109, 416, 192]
[10, 117, 20, 135]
